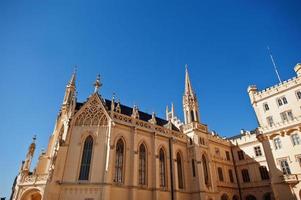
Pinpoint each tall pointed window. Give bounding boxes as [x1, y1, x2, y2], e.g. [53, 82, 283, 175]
[159, 148, 166, 187]
[202, 155, 210, 186]
[114, 139, 124, 183]
[139, 143, 147, 185]
[190, 110, 195, 122]
[177, 152, 184, 189]
[79, 136, 93, 180]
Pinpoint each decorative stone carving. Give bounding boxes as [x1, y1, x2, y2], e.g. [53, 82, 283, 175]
[75, 99, 108, 126]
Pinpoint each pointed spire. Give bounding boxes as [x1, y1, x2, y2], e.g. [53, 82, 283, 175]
[185, 64, 194, 96]
[111, 93, 115, 111]
[69, 66, 77, 86]
[93, 74, 102, 93]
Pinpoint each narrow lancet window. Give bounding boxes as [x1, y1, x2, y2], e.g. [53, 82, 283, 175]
[114, 139, 124, 183]
[139, 143, 147, 185]
[79, 136, 93, 180]
[177, 152, 184, 189]
[159, 148, 166, 187]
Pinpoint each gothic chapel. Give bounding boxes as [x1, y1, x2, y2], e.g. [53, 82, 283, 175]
[14, 65, 301, 200]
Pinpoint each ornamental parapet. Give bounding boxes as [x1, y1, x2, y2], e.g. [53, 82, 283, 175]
[182, 122, 208, 132]
[21, 174, 48, 185]
[112, 112, 187, 141]
[280, 174, 301, 184]
[251, 75, 301, 101]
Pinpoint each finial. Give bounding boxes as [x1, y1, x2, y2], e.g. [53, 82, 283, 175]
[93, 74, 102, 93]
[33, 135, 37, 142]
[185, 64, 188, 71]
[149, 112, 157, 124]
[116, 99, 121, 113]
[111, 93, 116, 111]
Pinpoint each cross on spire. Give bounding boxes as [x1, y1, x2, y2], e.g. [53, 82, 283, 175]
[93, 74, 102, 93]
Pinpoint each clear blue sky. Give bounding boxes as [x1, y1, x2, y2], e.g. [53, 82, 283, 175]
[0, 0, 300, 197]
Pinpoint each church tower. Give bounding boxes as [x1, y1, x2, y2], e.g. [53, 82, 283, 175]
[61, 70, 77, 118]
[183, 65, 200, 124]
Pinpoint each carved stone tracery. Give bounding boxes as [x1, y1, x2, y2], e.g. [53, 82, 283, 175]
[75, 99, 108, 126]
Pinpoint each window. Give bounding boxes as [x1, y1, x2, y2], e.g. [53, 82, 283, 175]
[215, 147, 220, 156]
[280, 159, 291, 175]
[283, 97, 288, 104]
[254, 146, 262, 157]
[277, 97, 288, 106]
[191, 159, 196, 177]
[274, 138, 282, 150]
[199, 137, 205, 145]
[237, 150, 244, 160]
[79, 136, 93, 180]
[280, 110, 294, 122]
[176, 153, 184, 189]
[159, 148, 166, 187]
[263, 103, 269, 111]
[241, 169, 250, 182]
[225, 151, 231, 161]
[114, 139, 124, 183]
[139, 143, 147, 185]
[259, 166, 269, 180]
[190, 110, 195, 122]
[291, 133, 300, 146]
[266, 116, 274, 127]
[202, 155, 209, 186]
[228, 169, 234, 183]
[217, 167, 224, 182]
[277, 98, 283, 106]
[297, 156, 301, 167]
[296, 91, 301, 100]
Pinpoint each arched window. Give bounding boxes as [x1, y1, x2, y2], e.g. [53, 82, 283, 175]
[246, 195, 256, 200]
[114, 138, 124, 183]
[159, 148, 166, 187]
[190, 110, 195, 122]
[202, 155, 209, 186]
[263, 193, 272, 200]
[139, 143, 147, 185]
[221, 194, 229, 200]
[177, 152, 184, 189]
[232, 195, 239, 200]
[79, 136, 93, 180]
[191, 159, 196, 177]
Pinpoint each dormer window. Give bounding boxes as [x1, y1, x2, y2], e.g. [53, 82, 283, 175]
[263, 103, 269, 111]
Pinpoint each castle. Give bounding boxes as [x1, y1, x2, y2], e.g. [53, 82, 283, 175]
[11, 64, 301, 200]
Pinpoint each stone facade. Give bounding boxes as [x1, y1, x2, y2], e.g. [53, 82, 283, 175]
[10, 65, 301, 200]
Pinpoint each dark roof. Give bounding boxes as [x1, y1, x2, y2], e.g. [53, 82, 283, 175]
[75, 99, 179, 131]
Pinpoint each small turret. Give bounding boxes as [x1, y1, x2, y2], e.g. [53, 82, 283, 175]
[22, 136, 36, 172]
[247, 85, 258, 105]
[131, 105, 139, 119]
[294, 63, 301, 76]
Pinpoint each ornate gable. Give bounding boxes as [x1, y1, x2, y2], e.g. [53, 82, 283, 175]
[74, 94, 109, 126]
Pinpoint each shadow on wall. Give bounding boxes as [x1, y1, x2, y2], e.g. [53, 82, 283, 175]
[227, 143, 297, 200]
